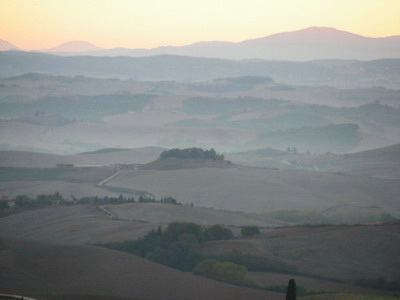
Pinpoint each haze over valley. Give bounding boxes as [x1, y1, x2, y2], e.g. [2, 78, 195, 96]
[1, 1, 400, 299]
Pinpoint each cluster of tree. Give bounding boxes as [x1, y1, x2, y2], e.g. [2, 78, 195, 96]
[160, 197, 179, 204]
[159, 147, 224, 161]
[207, 249, 297, 274]
[100, 222, 234, 271]
[0, 193, 180, 211]
[193, 259, 256, 288]
[3, 192, 65, 209]
[100, 222, 297, 281]
[240, 225, 261, 237]
[354, 277, 400, 291]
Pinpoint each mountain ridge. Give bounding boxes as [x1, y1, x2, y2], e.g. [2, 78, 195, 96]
[43, 41, 104, 52]
[39, 27, 400, 60]
[2, 27, 400, 60]
[0, 38, 19, 51]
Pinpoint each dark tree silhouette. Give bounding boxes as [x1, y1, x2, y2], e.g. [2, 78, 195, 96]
[286, 278, 297, 300]
[240, 226, 260, 237]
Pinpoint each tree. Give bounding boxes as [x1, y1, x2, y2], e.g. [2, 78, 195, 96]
[166, 222, 204, 243]
[0, 201, 9, 210]
[193, 259, 256, 287]
[241, 226, 260, 237]
[15, 195, 33, 208]
[159, 147, 224, 160]
[204, 224, 234, 240]
[286, 279, 297, 300]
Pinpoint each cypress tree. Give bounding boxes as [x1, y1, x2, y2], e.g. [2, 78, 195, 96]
[286, 279, 296, 300]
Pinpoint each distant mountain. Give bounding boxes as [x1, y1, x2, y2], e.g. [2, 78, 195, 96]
[0, 39, 19, 51]
[43, 41, 103, 52]
[46, 27, 400, 61]
[1, 51, 400, 88]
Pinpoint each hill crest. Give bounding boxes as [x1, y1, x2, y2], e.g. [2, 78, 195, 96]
[0, 38, 19, 51]
[45, 41, 103, 52]
[36, 27, 400, 60]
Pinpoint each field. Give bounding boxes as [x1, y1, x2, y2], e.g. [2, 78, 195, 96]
[0, 57, 399, 299]
[0, 73, 399, 155]
[0, 147, 164, 168]
[0, 180, 126, 199]
[203, 224, 400, 282]
[0, 203, 287, 245]
[291, 144, 400, 179]
[104, 163, 400, 215]
[0, 201, 399, 295]
[249, 272, 389, 296]
[0, 236, 280, 300]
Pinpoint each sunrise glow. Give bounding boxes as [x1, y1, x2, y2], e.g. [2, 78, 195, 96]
[1, 0, 400, 50]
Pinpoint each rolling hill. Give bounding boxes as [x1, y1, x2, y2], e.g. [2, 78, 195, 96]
[297, 143, 400, 179]
[1, 204, 397, 297]
[0, 203, 286, 245]
[0, 236, 280, 300]
[104, 162, 400, 214]
[1, 51, 400, 88]
[204, 223, 400, 282]
[0, 147, 164, 168]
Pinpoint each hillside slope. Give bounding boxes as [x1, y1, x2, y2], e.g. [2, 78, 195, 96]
[1, 51, 400, 88]
[0, 237, 280, 300]
[0, 204, 286, 245]
[204, 223, 400, 282]
[300, 144, 400, 179]
[105, 164, 400, 214]
[0, 147, 164, 167]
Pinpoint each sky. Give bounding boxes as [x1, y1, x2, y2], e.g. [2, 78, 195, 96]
[1, 0, 400, 50]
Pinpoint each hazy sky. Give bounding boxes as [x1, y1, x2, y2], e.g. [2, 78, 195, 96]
[1, 0, 399, 50]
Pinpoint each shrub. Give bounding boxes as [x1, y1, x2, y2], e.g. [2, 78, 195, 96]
[204, 224, 234, 240]
[241, 225, 260, 237]
[193, 259, 257, 287]
[209, 249, 297, 274]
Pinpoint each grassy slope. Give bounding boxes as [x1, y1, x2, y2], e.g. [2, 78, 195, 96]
[0, 203, 286, 245]
[298, 144, 400, 179]
[0, 180, 128, 199]
[204, 224, 400, 282]
[105, 164, 400, 213]
[0, 237, 280, 300]
[0, 205, 157, 245]
[106, 202, 288, 226]
[0, 147, 164, 168]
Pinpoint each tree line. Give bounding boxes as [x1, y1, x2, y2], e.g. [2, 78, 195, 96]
[160, 147, 224, 161]
[0, 192, 180, 212]
[99, 222, 297, 289]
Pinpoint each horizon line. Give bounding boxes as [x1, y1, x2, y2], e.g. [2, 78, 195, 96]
[3, 26, 400, 52]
